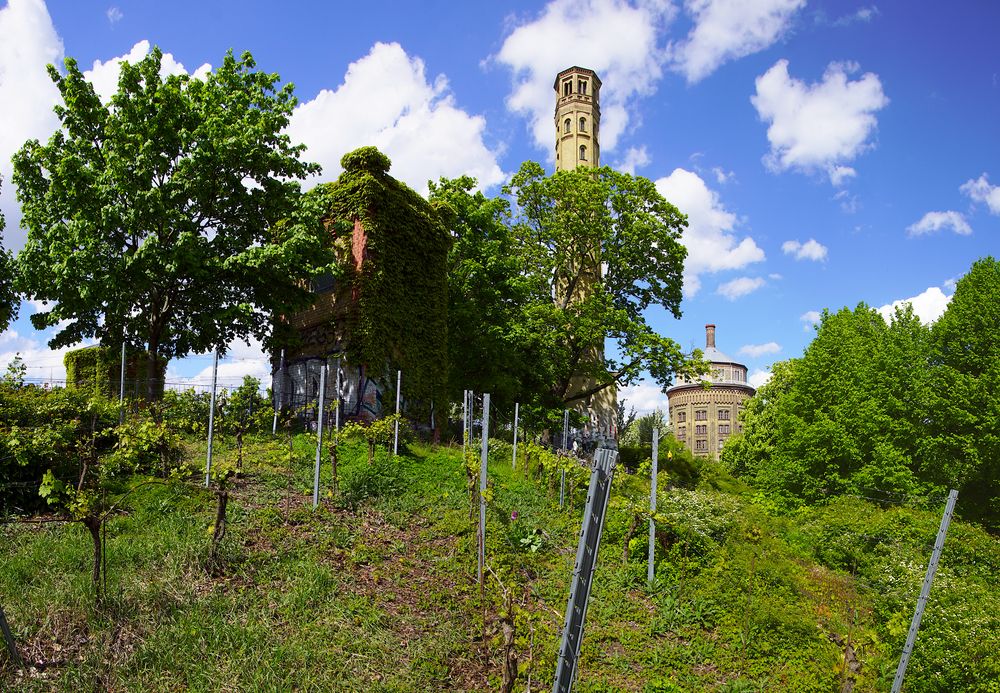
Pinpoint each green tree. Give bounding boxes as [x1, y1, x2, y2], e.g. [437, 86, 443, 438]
[429, 176, 533, 410]
[12, 48, 330, 399]
[924, 257, 1000, 528]
[504, 162, 698, 410]
[434, 163, 699, 427]
[0, 176, 17, 332]
[723, 304, 932, 506]
[620, 409, 666, 446]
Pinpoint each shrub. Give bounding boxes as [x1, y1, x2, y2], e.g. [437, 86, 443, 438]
[618, 442, 700, 486]
[0, 383, 118, 513]
[338, 451, 405, 509]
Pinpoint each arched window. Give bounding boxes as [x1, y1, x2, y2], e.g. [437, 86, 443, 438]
[579, 117, 586, 132]
[579, 144, 587, 161]
[564, 118, 571, 133]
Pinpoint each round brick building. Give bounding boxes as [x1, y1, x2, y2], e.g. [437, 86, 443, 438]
[667, 324, 755, 457]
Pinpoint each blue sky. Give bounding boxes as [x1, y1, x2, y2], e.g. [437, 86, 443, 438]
[1, 0, 998, 411]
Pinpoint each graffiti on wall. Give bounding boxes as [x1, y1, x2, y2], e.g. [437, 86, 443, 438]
[274, 357, 387, 424]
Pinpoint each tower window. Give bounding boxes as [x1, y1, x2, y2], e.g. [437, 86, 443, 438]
[579, 117, 586, 132]
[578, 79, 587, 95]
[564, 118, 571, 133]
[579, 144, 587, 161]
[563, 81, 572, 96]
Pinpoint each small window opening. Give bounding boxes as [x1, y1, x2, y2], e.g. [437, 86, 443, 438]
[563, 81, 572, 96]
[579, 144, 587, 161]
[578, 79, 587, 95]
[579, 117, 586, 132]
[564, 118, 571, 133]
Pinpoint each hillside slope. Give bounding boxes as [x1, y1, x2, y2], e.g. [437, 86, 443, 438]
[2, 436, 999, 691]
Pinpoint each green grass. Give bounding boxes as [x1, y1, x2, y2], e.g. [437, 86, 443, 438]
[3, 434, 1000, 691]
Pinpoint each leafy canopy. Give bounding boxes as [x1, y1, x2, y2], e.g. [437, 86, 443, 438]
[923, 256, 1000, 527]
[723, 259, 1000, 530]
[0, 176, 17, 332]
[12, 47, 330, 379]
[433, 162, 702, 425]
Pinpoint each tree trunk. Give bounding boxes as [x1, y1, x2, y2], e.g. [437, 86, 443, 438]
[82, 515, 103, 601]
[146, 333, 160, 403]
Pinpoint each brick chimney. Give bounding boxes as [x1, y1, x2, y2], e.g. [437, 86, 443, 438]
[706, 324, 716, 349]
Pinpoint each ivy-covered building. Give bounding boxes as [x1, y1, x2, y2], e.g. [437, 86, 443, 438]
[272, 147, 449, 427]
[63, 344, 166, 400]
[666, 325, 755, 457]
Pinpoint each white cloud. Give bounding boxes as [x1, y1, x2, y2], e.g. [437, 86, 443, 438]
[83, 40, 211, 105]
[670, 0, 806, 83]
[906, 210, 972, 237]
[752, 59, 888, 183]
[618, 379, 668, 416]
[800, 310, 821, 331]
[717, 276, 766, 300]
[828, 165, 856, 186]
[0, 0, 64, 251]
[494, 0, 676, 154]
[961, 173, 1000, 215]
[832, 5, 879, 26]
[712, 166, 734, 184]
[655, 168, 765, 296]
[106, 6, 123, 25]
[738, 341, 781, 357]
[0, 320, 271, 391]
[289, 42, 504, 195]
[748, 368, 772, 388]
[616, 145, 651, 174]
[834, 188, 860, 214]
[781, 238, 828, 261]
[166, 337, 271, 392]
[0, 20, 214, 252]
[0, 328, 96, 385]
[878, 286, 953, 325]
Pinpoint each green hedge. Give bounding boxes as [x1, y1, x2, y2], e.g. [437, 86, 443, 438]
[64, 345, 166, 399]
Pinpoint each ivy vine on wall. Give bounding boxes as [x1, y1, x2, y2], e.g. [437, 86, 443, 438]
[309, 147, 450, 419]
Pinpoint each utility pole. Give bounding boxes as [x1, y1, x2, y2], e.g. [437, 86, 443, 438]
[561, 409, 569, 508]
[891, 489, 959, 693]
[119, 342, 126, 424]
[312, 361, 327, 509]
[512, 402, 520, 469]
[553, 448, 619, 693]
[204, 350, 219, 487]
[272, 348, 285, 435]
[648, 428, 658, 584]
[393, 369, 401, 455]
[478, 393, 491, 589]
